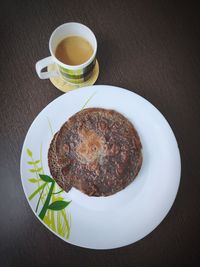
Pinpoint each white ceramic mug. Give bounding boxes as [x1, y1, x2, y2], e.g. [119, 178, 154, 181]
[35, 22, 97, 84]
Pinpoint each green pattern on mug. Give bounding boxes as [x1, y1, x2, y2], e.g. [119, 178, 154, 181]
[59, 59, 96, 83]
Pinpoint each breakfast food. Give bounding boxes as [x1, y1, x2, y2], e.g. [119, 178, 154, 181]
[48, 108, 142, 196]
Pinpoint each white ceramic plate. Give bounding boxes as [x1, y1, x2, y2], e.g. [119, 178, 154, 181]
[20, 85, 181, 249]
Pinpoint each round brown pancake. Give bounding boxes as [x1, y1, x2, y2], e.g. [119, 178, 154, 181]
[48, 108, 142, 196]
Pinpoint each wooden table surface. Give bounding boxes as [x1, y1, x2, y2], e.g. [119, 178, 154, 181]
[0, 0, 200, 266]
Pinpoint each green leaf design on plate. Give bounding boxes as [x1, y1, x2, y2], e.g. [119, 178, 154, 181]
[81, 91, 96, 110]
[39, 181, 55, 219]
[48, 200, 71, 211]
[27, 148, 33, 157]
[27, 160, 40, 165]
[39, 174, 54, 183]
[52, 189, 64, 195]
[25, 93, 98, 240]
[29, 169, 36, 173]
[29, 168, 43, 173]
[53, 197, 64, 201]
[28, 182, 47, 201]
[28, 178, 39, 183]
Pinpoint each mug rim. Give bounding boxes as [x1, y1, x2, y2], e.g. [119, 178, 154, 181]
[49, 22, 97, 70]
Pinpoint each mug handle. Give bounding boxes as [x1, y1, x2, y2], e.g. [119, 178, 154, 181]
[35, 56, 59, 79]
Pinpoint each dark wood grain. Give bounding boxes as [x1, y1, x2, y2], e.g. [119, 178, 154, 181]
[0, 0, 200, 266]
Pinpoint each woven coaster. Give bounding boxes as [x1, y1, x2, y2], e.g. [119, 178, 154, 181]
[48, 60, 99, 93]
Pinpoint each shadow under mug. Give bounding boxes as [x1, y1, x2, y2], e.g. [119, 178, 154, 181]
[35, 22, 97, 84]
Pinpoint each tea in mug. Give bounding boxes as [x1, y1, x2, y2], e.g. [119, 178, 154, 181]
[55, 36, 93, 66]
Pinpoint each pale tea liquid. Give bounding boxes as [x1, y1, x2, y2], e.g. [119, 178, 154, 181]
[55, 36, 93, 66]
